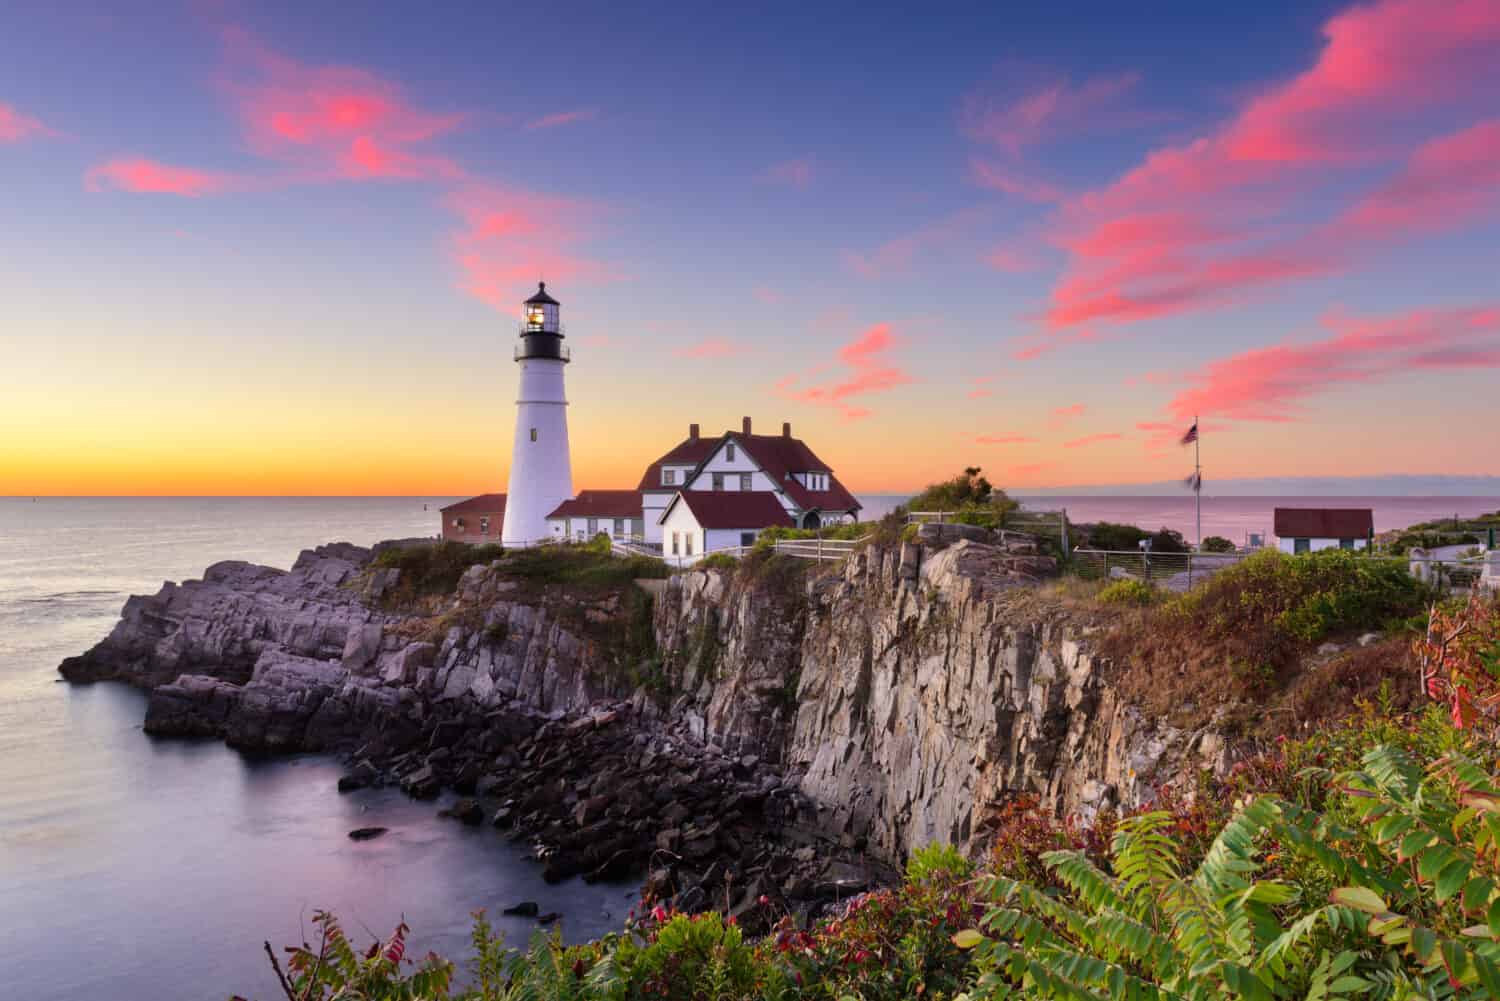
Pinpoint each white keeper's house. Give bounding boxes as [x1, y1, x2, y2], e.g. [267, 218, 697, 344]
[636, 417, 861, 545]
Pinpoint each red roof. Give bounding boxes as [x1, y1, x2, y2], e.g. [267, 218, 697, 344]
[1273, 507, 1373, 539]
[440, 493, 506, 515]
[732, 433, 861, 514]
[662, 490, 795, 529]
[546, 490, 642, 520]
[637, 427, 861, 515]
[637, 434, 721, 492]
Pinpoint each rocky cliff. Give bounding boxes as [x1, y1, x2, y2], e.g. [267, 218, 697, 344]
[653, 536, 1233, 862]
[63, 532, 1234, 881]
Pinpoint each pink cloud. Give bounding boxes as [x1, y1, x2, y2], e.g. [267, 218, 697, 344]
[753, 285, 785, 305]
[1166, 302, 1500, 422]
[760, 157, 815, 187]
[1334, 118, 1500, 241]
[968, 388, 993, 399]
[1033, 0, 1500, 342]
[1051, 403, 1087, 421]
[86, 157, 241, 197]
[843, 206, 991, 278]
[221, 27, 465, 183]
[675, 338, 747, 359]
[445, 185, 617, 309]
[984, 244, 1040, 273]
[1062, 432, 1125, 449]
[970, 159, 1066, 203]
[960, 69, 1142, 155]
[0, 101, 55, 142]
[526, 109, 598, 130]
[775, 322, 913, 420]
[974, 432, 1035, 445]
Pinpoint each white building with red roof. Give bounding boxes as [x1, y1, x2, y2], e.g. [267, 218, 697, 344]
[545, 489, 644, 542]
[639, 416, 861, 546]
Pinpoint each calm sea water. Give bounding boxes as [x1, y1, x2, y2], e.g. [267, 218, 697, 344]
[0, 498, 636, 1001]
[856, 494, 1500, 544]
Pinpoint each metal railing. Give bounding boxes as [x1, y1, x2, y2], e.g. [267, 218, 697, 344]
[1069, 548, 1247, 589]
[514, 343, 571, 362]
[908, 508, 1070, 550]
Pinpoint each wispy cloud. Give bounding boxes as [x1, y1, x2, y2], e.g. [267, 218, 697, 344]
[675, 338, 747, 359]
[86, 157, 243, 196]
[0, 101, 56, 142]
[775, 322, 914, 420]
[759, 157, 815, 188]
[842, 205, 991, 278]
[1062, 432, 1125, 449]
[1029, 0, 1500, 344]
[444, 184, 618, 310]
[973, 432, 1036, 445]
[526, 108, 599, 130]
[960, 67, 1142, 155]
[1165, 302, 1500, 422]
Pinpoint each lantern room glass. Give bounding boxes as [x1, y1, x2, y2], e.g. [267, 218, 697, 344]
[525, 302, 559, 332]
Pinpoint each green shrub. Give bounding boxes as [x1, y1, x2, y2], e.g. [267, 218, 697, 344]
[1097, 578, 1158, 606]
[906, 842, 974, 884]
[371, 541, 504, 603]
[696, 552, 740, 571]
[1201, 535, 1236, 553]
[906, 467, 1019, 528]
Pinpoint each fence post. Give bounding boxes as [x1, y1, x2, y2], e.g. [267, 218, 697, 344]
[1060, 508, 1069, 553]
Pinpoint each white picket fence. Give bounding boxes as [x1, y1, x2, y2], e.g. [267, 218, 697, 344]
[611, 536, 866, 569]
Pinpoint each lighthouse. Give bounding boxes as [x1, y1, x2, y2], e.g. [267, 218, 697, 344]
[501, 282, 574, 546]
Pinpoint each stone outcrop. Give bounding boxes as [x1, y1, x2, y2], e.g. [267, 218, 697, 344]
[64, 531, 1235, 911]
[653, 538, 1231, 861]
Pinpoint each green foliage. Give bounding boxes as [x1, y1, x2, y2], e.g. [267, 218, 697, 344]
[1201, 535, 1236, 553]
[696, 552, 739, 571]
[907, 842, 975, 884]
[585, 532, 614, 555]
[906, 467, 1020, 528]
[1079, 522, 1190, 554]
[1097, 578, 1159, 607]
[958, 742, 1500, 1001]
[372, 541, 504, 604]
[498, 544, 669, 594]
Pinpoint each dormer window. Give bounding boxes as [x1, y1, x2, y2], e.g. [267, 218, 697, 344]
[663, 469, 676, 486]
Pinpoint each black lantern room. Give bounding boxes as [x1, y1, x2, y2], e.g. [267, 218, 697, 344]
[517, 282, 568, 362]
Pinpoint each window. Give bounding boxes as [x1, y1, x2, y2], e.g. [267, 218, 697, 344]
[712, 472, 725, 491]
[1294, 538, 1311, 554]
[453, 517, 465, 529]
[726, 443, 736, 461]
[479, 516, 489, 534]
[1339, 538, 1355, 550]
[739, 473, 752, 491]
[530, 428, 538, 442]
[740, 531, 756, 547]
[614, 519, 624, 536]
[685, 533, 694, 556]
[671, 532, 680, 555]
[587, 518, 598, 534]
[663, 469, 676, 486]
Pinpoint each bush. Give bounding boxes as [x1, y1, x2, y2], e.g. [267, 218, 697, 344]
[1097, 578, 1158, 606]
[905, 467, 1019, 528]
[1201, 535, 1236, 552]
[906, 842, 974, 884]
[696, 552, 739, 571]
[371, 541, 503, 604]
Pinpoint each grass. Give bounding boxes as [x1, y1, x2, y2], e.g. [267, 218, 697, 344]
[371, 541, 504, 606]
[1101, 547, 1434, 734]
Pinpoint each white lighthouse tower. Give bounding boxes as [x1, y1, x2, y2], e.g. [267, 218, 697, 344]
[501, 282, 573, 546]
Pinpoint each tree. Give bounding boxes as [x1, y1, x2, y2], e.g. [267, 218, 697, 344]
[906, 468, 1019, 526]
[1201, 535, 1236, 553]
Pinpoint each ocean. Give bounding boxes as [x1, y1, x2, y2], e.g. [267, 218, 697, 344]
[4, 493, 1498, 1000]
[856, 494, 1500, 545]
[0, 498, 633, 1001]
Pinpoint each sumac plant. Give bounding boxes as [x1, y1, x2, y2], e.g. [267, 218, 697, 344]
[1415, 594, 1500, 732]
[953, 744, 1500, 1000]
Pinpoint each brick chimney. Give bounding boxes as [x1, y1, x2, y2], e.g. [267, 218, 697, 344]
[782, 421, 792, 438]
[689, 423, 699, 440]
[742, 416, 752, 435]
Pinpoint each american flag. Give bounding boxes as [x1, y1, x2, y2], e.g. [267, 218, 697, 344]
[1183, 471, 1202, 493]
[1180, 421, 1198, 445]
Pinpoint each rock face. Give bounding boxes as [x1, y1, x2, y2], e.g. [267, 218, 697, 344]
[64, 532, 1234, 893]
[654, 538, 1231, 862]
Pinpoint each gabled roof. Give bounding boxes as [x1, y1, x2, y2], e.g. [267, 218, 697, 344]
[1273, 507, 1373, 539]
[440, 493, 507, 515]
[729, 433, 861, 513]
[546, 490, 642, 520]
[660, 490, 795, 529]
[637, 434, 720, 492]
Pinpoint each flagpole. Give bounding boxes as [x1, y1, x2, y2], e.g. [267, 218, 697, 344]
[1195, 414, 1202, 549]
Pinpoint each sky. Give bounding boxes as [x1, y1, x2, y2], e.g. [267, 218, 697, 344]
[2, 0, 1499, 496]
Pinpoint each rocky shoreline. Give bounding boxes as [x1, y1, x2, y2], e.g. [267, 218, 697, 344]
[57, 541, 888, 930]
[60, 527, 1235, 930]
